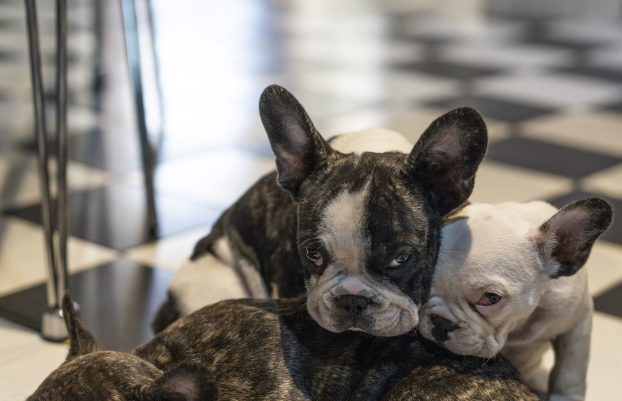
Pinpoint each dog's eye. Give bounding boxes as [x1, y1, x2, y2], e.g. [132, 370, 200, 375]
[304, 245, 325, 268]
[388, 251, 411, 268]
[476, 292, 502, 306]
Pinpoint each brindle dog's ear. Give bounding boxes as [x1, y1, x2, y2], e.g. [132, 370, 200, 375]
[140, 364, 218, 401]
[259, 84, 332, 200]
[62, 292, 101, 361]
[535, 198, 612, 278]
[405, 107, 488, 215]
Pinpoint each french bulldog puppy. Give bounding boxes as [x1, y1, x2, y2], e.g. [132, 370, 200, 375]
[32, 294, 539, 401]
[418, 199, 612, 401]
[154, 84, 488, 336]
[27, 295, 218, 401]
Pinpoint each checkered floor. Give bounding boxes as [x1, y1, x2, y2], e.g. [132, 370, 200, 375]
[0, 0, 621, 400]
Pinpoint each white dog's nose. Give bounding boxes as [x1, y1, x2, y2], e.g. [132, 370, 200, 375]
[430, 314, 459, 342]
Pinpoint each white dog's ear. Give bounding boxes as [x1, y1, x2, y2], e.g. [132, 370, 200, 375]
[259, 84, 333, 200]
[535, 198, 612, 278]
[405, 107, 488, 215]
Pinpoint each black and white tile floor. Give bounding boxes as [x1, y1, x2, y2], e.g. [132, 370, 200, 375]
[0, 0, 621, 399]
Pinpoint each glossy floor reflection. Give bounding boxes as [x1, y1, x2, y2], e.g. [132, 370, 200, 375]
[0, 0, 621, 400]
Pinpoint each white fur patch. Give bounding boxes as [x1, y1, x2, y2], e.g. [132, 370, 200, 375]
[320, 182, 370, 274]
[330, 128, 413, 155]
[306, 181, 420, 336]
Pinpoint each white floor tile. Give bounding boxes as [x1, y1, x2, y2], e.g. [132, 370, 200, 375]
[586, 312, 622, 401]
[0, 318, 66, 401]
[284, 37, 422, 68]
[475, 73, 622, 110]
[399, 13, 523, 44]
[297, 70, 459, 105]
[150, 148, 275, 209]
[125, 225, 213, 272]
[0, 218, 118, 296]
[470, 160, 573, 204]
[586, 241, 622, 296]
[537, 311, 622, 401]
[522, 112, 622, 158]
[581, 164, 622, 199]
[439, 43, 572, 70]
[0, 156, 109, 210]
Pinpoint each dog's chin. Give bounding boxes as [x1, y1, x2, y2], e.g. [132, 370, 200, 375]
[419, 316, 501, 358]
[307, 299, 419, 336]
[441, 335, 501, 359]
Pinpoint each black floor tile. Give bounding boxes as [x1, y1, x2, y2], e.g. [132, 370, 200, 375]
[6, 184, 220, 250]
[0, 259, 173, 351]
[545, 190, 622, 246]
[424, 94, 555, 123]
[393, 60, 503, 80]
[18, 128, 154, 173]
[594, 282, 622, 319]
[487, 137, 621, 179]
[0, 50, 21, 62]
[69, 129, 142, 172]
[554, 65, 622, 84]
[600, 100, 622, 114]
[522, 36, 607, 52]
[17, 131, 216, 173]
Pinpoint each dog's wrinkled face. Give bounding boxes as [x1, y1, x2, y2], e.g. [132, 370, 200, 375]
[419, 204, 545, 357]
[419, 200, 612, 357]
[298, 152, 438, 336]
[259, 85, 488, 336]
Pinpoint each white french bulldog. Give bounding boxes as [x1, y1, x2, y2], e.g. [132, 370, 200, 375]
[332, 130, 613, 401]
[418, 200, 612, 401]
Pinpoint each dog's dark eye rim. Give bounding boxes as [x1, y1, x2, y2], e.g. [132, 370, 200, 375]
[387, 246, 414, 268]
[476, 292, 502, 306]
[301, 242, 327, 267]
[305, 246, 322, 261]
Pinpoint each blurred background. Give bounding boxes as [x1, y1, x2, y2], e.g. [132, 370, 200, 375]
[0, 0, 620, 399]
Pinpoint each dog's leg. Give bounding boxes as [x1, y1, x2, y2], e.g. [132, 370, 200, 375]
[547, 300, 592, 401]
[503, 341, 550, 397]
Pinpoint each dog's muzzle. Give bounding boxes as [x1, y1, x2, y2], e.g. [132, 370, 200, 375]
[430, 314, 459, 342]
[336, 294, 372, 318]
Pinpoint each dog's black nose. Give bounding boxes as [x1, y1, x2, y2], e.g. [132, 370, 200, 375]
[337, 294, 371, 315]
[430, 314, 459, 342]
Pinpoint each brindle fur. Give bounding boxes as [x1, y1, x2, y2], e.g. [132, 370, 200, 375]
[31, 295, 539, 401]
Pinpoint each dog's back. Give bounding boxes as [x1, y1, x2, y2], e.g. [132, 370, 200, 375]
[141, 298, 539, 401]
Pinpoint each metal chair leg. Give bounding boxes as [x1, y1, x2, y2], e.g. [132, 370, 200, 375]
[120, 0, 159, 237]
[55, 0, 70, 317]
[145, 0, 165, 149]
[24, 0, 68, 341]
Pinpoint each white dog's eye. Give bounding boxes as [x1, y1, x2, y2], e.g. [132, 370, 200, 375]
[476, 292, 502, 306]
[388, 252, 411, 268]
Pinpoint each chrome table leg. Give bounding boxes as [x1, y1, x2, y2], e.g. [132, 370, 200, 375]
[120, 0, 159, 237]
[24, 0, 72, 341]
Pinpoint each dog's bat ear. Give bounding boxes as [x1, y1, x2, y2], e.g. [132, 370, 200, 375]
[140, 364, 218, 401]
[62, 292, 101, 361]
[535, 198, 612, 278]
[405, 107, 488, 215]
[259, 84, 332, 200]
